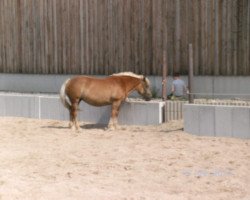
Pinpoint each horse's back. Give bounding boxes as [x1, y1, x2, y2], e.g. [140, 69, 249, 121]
[67, 76, 123, 90]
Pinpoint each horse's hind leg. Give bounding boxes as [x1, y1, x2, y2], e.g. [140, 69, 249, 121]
[70, 100, 80, 130]
[69, 113, 73, 128]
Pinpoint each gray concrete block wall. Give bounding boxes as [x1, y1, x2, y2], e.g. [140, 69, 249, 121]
[0, 93, 39, 118]
[78, 102, 111, 124]
[1, 74, 250, 99]
[232, 107, 250, 138]
[184, 104, 250, 139]
[119, 101, 164, 125]
[199, 106, 215, 136]
[214, 107, 232, 137]
[183, 105, 200, 135]
[40, 97, 69, 120]
[0, 93, 164, 126]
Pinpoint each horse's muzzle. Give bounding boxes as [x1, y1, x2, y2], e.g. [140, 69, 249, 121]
[144, 96, 152, 101]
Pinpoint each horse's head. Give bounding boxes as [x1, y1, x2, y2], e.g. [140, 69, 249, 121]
[137, 76, 152, 101]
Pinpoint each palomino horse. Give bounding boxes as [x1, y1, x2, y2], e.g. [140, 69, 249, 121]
[60, 72, 152, 130]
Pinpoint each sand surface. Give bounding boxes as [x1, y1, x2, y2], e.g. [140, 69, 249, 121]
[0, 117, 249, 200]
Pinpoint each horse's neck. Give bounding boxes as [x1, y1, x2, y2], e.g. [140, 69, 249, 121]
[123, 77, 140, 94]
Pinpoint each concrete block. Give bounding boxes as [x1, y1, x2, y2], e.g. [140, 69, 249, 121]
[183, 104, 200, 135]
[119, 101, 164, 125]
[199, 105, 215, 136]
[0, 96, 6, 115]
[0, 94, 38, 118]
[215, 106, 233, 137]
[118, 102, 135, 125]
[40, 96, 68, 120]
[232, 107, 250, 139]
[78, 102, 111, 124]
[184, 104, 250, 139]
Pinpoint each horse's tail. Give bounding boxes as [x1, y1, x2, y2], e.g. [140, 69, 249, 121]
[60, 79, 71, 110]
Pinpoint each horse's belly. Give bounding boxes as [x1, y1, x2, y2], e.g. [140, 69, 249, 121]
[82, 96, 111, 107]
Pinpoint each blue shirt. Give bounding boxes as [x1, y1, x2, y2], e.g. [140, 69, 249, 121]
[172, 79, 186, 96]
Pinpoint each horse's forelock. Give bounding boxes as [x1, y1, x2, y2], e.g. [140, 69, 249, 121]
[145, 77, 150, 86]
[144, 76, 150, 86]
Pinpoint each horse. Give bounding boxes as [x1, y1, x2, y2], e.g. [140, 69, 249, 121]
[60, 72, 152, 130]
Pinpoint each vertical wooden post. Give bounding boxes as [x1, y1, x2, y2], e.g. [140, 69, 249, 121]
[162, 50, 167, 101]
[188, 44, 194, 103]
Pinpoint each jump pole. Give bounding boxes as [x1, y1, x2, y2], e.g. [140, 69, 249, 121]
[188, 43, 194, 103]
[162, 50, 168, 101]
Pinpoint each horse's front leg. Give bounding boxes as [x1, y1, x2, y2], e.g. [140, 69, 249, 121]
[108, 101, 121, 130]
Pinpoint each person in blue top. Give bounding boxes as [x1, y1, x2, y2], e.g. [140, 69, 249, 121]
[168, 72, 188, 100]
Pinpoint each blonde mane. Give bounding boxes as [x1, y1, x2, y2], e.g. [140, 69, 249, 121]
[111, 72, 143, 79]
[111, 72, 150, 85]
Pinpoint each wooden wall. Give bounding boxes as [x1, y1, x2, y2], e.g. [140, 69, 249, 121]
[0, 0, 249, 75]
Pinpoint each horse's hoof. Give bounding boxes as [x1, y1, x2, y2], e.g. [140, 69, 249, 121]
[69, 123, 73, 129]
[75, 129, 81, 133]
[105, 126, 115, 131]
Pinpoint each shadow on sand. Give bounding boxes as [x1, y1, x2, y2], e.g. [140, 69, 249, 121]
[80, 123, 107, 130]
[41, 123, 107, 130]
[41, 125, 69, 130]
